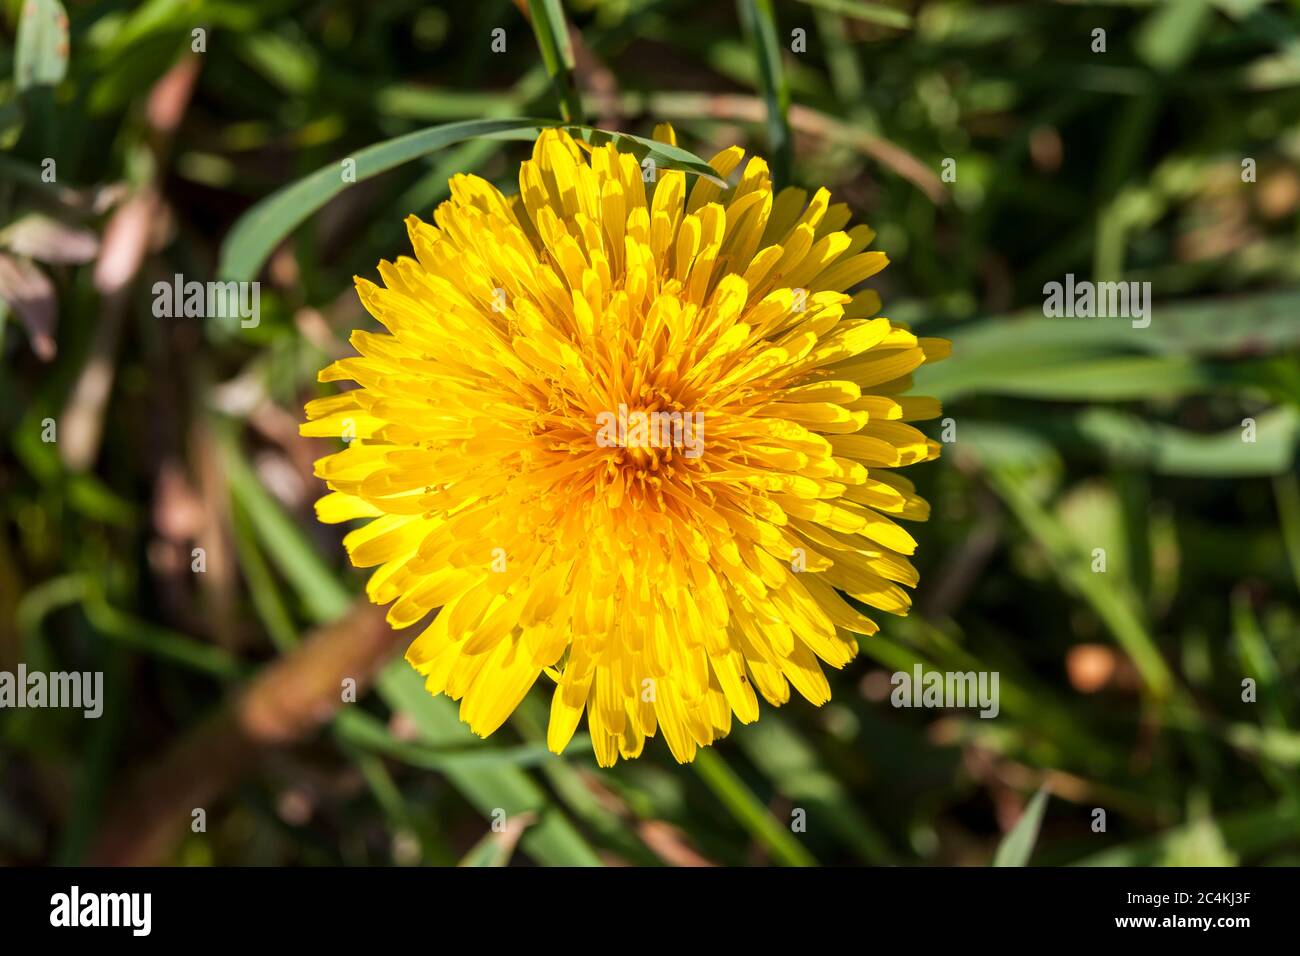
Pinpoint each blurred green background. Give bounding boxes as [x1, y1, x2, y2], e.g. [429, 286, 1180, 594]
[2, 0, 1299, 867]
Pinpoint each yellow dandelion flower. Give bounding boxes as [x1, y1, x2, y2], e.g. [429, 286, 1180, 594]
[302, 125, 949, 766]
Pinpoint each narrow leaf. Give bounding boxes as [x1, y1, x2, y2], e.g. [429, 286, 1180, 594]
[738, 0, 793, 189]
[992, 787, 1050, 866]
[527, 0, 584, 124]
[217, 118, 723, 283]
[217, 118, 553, 282]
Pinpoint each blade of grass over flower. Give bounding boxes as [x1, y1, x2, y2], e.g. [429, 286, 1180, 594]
[217, 118, 554, 283]
[371, 138, 504, 262]
[992, 787, 1049, 866]
[795, 0, 912, 29]
[737, 0, 793, 189]
[526, 0, 585, 125]
[218, 118, 724, 282]
[397, 138, 502, 212]
[693, 748, 817, 867]
[560, 126, 727, 184]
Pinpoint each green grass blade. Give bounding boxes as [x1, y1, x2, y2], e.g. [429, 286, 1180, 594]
[992, 787, 1049, 866]
[217, 117, 724, 283]
[737, 0, 792, 189]
[693, 748, 817, 866]
[217, 117, 553, 282]
[561, 126, 726, 184]
[527, 0, 584, 125]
